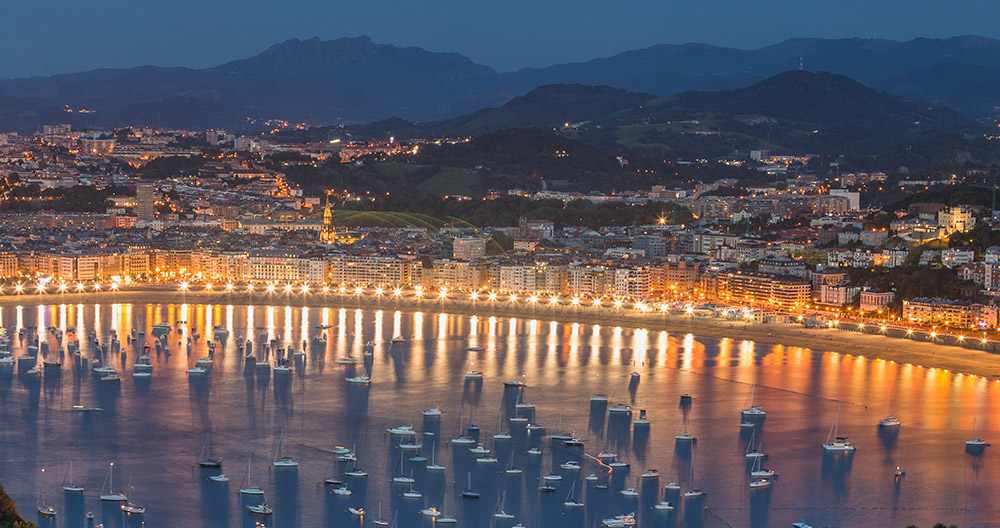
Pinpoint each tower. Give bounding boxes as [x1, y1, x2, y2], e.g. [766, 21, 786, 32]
[320, 193, 337, 244]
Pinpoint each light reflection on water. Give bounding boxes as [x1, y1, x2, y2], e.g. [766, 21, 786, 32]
[0, 301, 995, 528]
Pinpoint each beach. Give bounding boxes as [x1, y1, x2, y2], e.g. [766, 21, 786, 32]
[5, 285, 1000, 380]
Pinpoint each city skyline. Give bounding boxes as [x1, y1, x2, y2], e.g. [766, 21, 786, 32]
[1, 0, 999, 77]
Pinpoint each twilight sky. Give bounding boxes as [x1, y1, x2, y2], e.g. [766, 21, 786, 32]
[2, 0, 999, 78]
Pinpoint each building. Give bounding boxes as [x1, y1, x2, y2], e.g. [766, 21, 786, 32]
[719, 271, 811, 306]
[135, 183, 158, 221]
[567, 265, 613, 297]
[327, 255, 414, 287]
[859, 290, 894, 312]
[820, 284, 861, 306]
[614, 267, 651, 298]
[452, 238, 487, 260]
[902, 297, 991, 328]
[758, 258, 807, 278]
[938, 206, 975, 235]
[432, 259, 488, 290]
[498, 263, 567, 294]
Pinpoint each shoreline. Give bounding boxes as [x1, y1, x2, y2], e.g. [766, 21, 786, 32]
[4, 286, 1000, 380]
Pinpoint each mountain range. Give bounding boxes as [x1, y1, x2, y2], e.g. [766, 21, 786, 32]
[2, 35, 1000, 131]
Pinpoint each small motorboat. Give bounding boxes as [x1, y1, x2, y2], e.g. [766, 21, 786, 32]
[248, 503, 273, 515]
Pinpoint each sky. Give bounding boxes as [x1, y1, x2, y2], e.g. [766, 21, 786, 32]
[2, 0, 1000, 78]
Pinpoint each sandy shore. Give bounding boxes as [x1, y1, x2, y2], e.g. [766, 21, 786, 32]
[5, 286, 1000, 380]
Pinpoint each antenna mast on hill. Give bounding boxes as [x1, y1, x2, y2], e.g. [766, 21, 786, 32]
[799, 56, 804, 71]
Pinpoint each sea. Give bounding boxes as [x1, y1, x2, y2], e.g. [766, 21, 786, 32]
[0, 300, 995, 528]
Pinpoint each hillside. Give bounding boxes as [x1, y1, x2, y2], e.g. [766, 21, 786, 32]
[605, 71, 975, 156]
[1, 35, 1000, 131]
[435, 84, 652, 135]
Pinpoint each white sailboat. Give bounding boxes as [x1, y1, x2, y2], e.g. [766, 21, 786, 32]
[460, 472, 479, 499]
[99, 462, 127, 502]
[493, 491, 515, 519]
[62, 461, 84, 492]
[822, 405, 856, 452]
[966, 417, 991, 448]
[273, 428, 299, 468]
[37, 468, 57, 517]
[426, 442, 446, 471]
[392, 451, 414, 483]
[239, 453, 265, 495]
[741, 379, 766, 417]
[878, 390, 901, 428]
[563, 481, 584, 507]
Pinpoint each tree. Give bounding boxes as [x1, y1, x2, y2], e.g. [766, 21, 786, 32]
[0, 483, 35, 528]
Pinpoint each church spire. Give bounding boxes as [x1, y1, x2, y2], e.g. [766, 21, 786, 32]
[320, 192, 337, 244]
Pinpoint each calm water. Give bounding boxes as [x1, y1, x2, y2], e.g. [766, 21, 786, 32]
[0, 301, 996, 528]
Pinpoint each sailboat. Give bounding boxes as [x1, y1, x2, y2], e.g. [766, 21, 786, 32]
[505, 452, 523, 475]
[371, 501, 390, 527]
[741, 379, 766, 418]
[37, 468, 57, 517]
[239, 453, 265, 495]
[749, 456, 772, 489]
[99, 462, 127, 502]
[563, 481, 584, 507]
[461, 472, 479, 499]
[62, 461, 84, 492]
[392, 451, 414, 483]
[198, 434, 222, 467]
[426, 442, 446, 471]
[966, 417, 991, 448]
[878, 390, 901, 428]
[273, 428, 299, 467]
[493, 491, 515, 519]
[745, 430, 766, 460]
[822, 405, 855, 452]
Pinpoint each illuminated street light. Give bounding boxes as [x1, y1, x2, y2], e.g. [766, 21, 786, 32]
[205, 283, 213, 291]
[284, 284, 293, 293]
[58, 283, 67, 292]
[76, 283, 85, 292]
[571, 297, 580, 306]
[322, 285, 330, 293]
[110, 282, 119, 291]
[393, 288, 402, 297]
[549, 296, 559, 305]
[614, 299, 623, 309]
[488, 292, 497, 301]
[470, 291, 479, 300]
[354, 286, 363, 295]
[375, 286, 383, 295]
[36, 283, 45, 293]
[439, 288, 447, 299]
[247, 284, 255, 292]
[226, 283, 234, 291]
[266, 284, 276, 293]
[179, 282, 188, 291]
[509, 294, 518, 302]
[528, 295, 538, 304]
[593, 299, 601, 307]
[301, 284, 309, 294]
